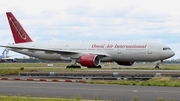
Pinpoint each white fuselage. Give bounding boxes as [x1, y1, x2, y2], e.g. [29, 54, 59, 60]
[8, 40, 175, 62]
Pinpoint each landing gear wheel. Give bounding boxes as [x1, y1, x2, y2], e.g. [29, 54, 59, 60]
[87, 65, 102, 68]
[66, 65, 81, 68]
[155, 66, 159, 68]
[154, 61, 162, 69]
[97, 65, 101, 68]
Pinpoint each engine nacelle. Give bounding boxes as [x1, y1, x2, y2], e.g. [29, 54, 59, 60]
[0, 59, 3, 62]
[116, 62, 134, 66]
[79, 54, 100, 67]
[11, 58, 17, 62]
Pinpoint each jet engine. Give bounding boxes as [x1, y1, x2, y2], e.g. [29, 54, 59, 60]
[11, 58, 17, 62]
[0, 59, 4, 62]
[79, 54, 100, 67]
[116, 62, 134, 66]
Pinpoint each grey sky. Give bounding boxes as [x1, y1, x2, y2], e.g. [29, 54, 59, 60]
[0, 0, 179, 59]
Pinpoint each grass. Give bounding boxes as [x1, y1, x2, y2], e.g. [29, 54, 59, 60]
[0, 63, 82, 76]
[0, 63, 180, 101]
[1, 63, 180, 87]
[86, 76, 180, 87]
[0, 95, 177, 101]
[0, 63, 179, 68]
[0, 63, 180, 70]
[0, 63, 67, 68]
[0, 95, 92, 101]
[0, 68, 21, 76]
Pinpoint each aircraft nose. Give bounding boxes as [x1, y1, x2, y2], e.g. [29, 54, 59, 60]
[171, 50, 175, 57]
[162, 50, 175, 59]
[166, 50, 175, 58]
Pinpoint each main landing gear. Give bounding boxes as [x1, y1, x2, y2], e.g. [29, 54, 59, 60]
[66, 59, 81, 68]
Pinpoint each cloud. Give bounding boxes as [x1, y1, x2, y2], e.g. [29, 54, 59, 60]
[0, 0, 179, 59]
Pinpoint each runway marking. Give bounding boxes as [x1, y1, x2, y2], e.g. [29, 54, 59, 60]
[133, 90, 138, 92]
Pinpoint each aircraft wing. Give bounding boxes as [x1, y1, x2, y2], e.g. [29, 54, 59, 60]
[0, 45, 110, 58]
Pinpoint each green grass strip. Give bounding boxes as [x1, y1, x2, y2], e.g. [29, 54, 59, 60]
[0, 95, 96, 101]
[87, 76, 180, 87]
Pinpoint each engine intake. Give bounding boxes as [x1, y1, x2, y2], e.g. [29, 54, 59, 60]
[79, 54, 100, 67]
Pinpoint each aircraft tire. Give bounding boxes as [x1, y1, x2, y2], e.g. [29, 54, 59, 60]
[87, 65, 101, 68]
[155, 66, 160, 68]
[66, 65, 81, 68]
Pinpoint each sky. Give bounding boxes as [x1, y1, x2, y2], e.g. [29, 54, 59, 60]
[0, 0, 180, 59]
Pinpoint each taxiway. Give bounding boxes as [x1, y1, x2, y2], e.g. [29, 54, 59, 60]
[0, 80, 180, 101]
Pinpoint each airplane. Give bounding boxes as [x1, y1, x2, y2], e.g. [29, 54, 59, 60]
[0, 12, 175, 68]
[0, 48, 17, 62]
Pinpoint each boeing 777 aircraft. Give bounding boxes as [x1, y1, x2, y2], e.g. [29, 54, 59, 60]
[0, 48, 17, 62]
[0, 12, 175, 68]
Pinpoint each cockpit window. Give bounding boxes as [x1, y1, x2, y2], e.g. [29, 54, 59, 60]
[163, 47, 171, 50]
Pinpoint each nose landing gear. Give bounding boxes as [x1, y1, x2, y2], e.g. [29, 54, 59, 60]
[155, 60, 163, 68]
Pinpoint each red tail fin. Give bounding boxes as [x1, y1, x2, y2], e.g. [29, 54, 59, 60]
[6, 12, 33, 44]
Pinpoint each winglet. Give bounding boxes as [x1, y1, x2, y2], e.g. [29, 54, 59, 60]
[2, 49, 9, 57]
[6, 12, 33, 44]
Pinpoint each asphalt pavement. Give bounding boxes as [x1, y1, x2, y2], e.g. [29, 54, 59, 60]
[0, 80, 180, 101]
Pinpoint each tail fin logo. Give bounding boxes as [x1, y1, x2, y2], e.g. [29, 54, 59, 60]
[8, 17, 27, 40]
